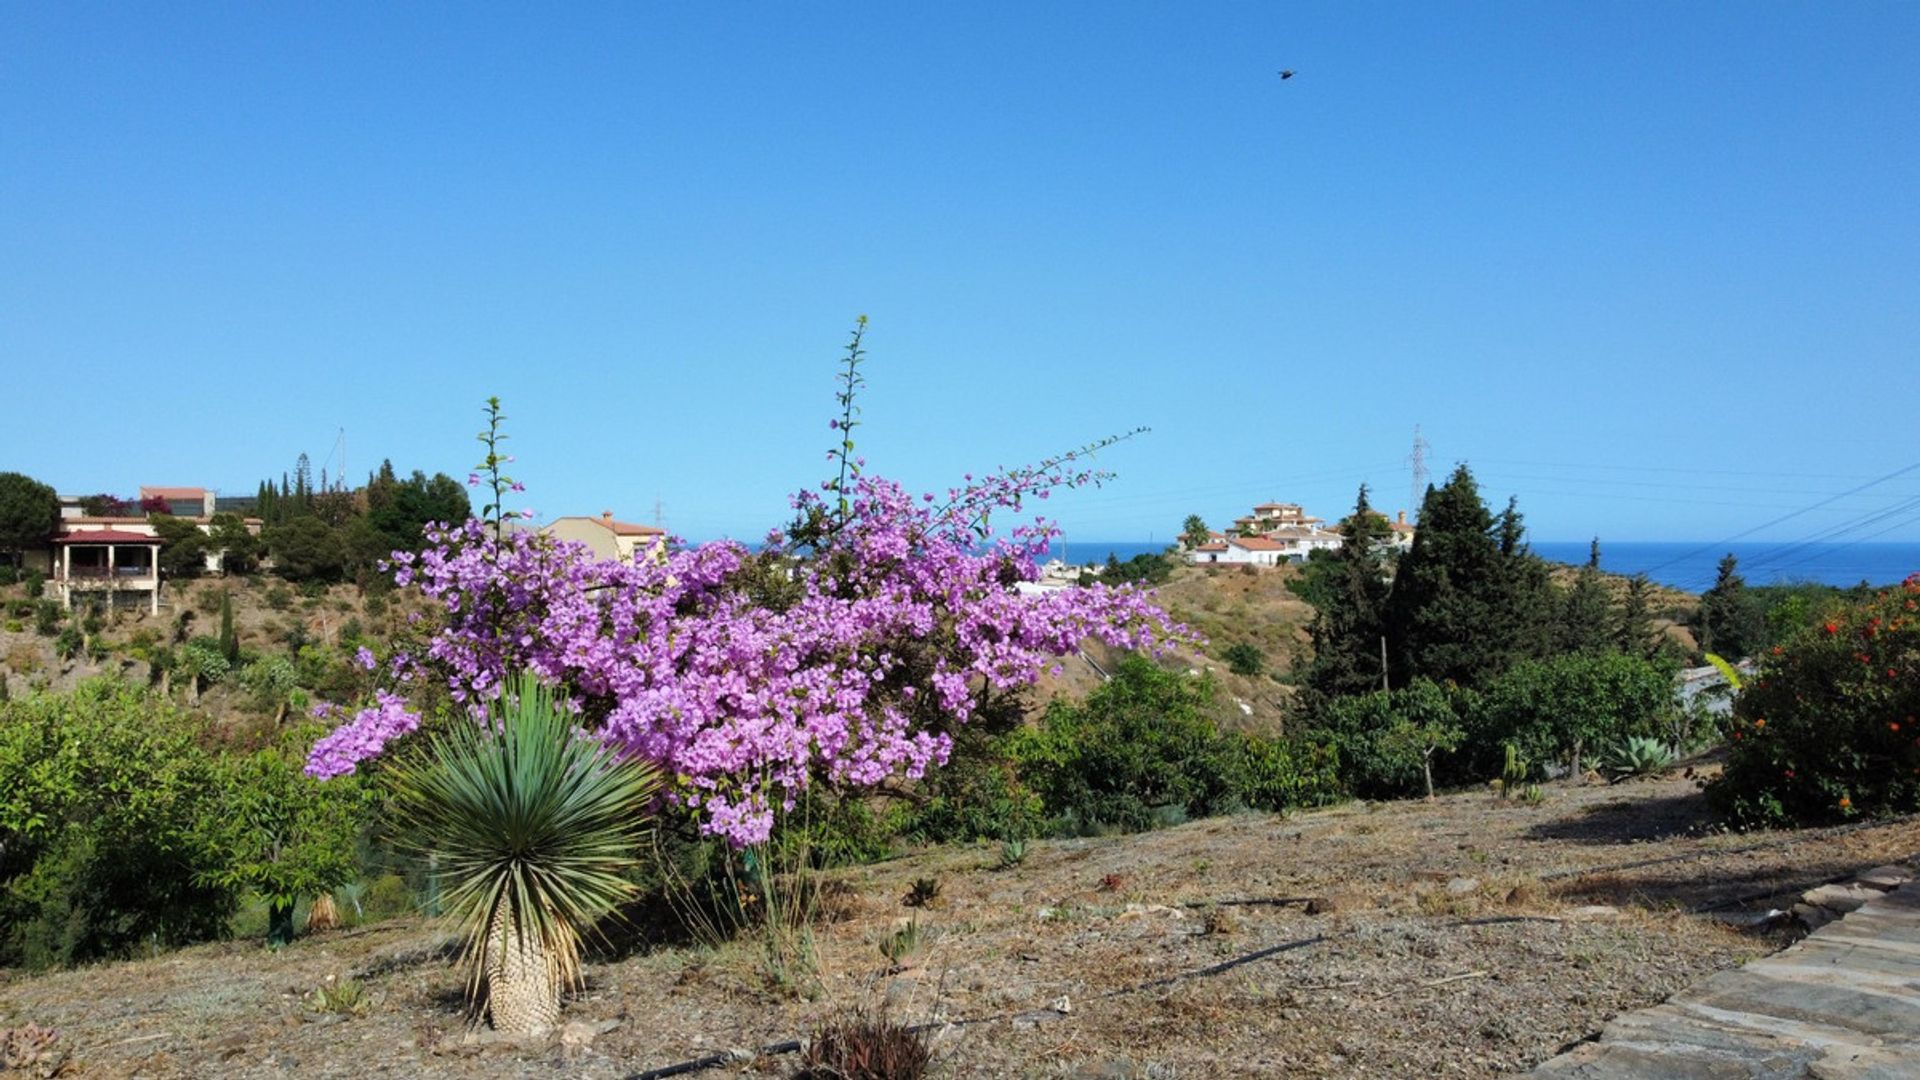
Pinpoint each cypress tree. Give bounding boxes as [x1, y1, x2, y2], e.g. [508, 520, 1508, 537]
[1387, 466, 1550, 688]
[1616, 572, 1657, 659]
[218, 591, 237, 663]
[1698, 553, 1764, 660]
[1300, 485, 1394, 698]
[1557, 537, 1613, 654]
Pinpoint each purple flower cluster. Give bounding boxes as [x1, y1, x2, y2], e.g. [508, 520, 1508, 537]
[307, 467, 1191, 846]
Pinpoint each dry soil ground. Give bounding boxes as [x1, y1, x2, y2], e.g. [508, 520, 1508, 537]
[4, 768, 1916, 1079]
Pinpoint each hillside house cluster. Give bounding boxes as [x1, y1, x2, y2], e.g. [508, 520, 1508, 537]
[1186, 501, 1415, 567]
[25, 486, 263, 614]
[16, 477, 673, 616]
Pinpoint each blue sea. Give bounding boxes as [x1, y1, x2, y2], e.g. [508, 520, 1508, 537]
[1049, 540, 1919, 594]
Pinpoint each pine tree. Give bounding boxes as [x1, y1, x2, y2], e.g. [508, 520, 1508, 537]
[1616, 572, 1657, 658]
[1557, 537, 1613, 654]
[1300, 485, 1394, 698]
[1386, 466, 1548, 688]
[1698, 553, 1764, 660]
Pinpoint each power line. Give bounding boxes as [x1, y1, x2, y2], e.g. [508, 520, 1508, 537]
[1638, 461, 1920, 577]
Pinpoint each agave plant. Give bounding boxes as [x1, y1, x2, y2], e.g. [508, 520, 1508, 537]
[1601, 735, 1676, 780]
[385, 673, 660, 1035]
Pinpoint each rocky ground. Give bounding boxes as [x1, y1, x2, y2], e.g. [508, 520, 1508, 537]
[3, 768, 1916, 1079]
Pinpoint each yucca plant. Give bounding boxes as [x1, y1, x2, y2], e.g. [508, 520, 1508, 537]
[1601, 735, 1676, 780]
[385, 673, 660, 1035]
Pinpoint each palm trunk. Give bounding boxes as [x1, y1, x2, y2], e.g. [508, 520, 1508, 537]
[485, 903, 562, 1035]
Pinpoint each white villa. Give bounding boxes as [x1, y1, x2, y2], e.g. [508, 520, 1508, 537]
[1186, 500, 1415, 567]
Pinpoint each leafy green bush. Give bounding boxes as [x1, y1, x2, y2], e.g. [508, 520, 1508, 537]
[201, 725, 369, 946]
[1468, 651, 1677, 780]
[1224, 642, 1265, 677]
[1008, 657, 1337, 834]
[32, 600, 59, 636]
[1308, 679, 1469, 798]
[0, 682, 236, 968]
[1709, 577, 1920, 826]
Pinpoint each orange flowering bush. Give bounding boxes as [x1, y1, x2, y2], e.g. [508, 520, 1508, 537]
[1709, 575, 1920, 826]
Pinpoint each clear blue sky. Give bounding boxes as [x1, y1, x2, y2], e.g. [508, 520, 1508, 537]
[5, 3, 1917, 545]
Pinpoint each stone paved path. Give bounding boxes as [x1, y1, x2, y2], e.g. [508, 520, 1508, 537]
[1530, 882, 1920, 1078]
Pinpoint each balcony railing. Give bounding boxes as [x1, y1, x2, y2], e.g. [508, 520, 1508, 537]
[60, 565, 157, 581]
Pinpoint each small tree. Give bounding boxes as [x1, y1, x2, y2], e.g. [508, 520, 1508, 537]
[208, 514, 261, 576]
[1698, 554, 1765, 661]
[1377, 709, 1465, 799]
[150, 515, 210, 579]
[217, 592, 238, 663]
[1556, 538, 1613, 654]
[0, 473, 57, 569]
[1298, 485, 1393, 698]
[205, 729, 367, 946]
[1615, 572, 1657, 658]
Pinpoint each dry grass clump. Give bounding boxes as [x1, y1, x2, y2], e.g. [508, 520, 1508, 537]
[790, 1009, 931, 1080]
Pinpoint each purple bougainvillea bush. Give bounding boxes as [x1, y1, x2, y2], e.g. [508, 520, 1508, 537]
[308, 331, 1191, 847]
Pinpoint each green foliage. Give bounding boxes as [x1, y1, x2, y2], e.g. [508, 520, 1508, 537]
[997, 837, 1029, 868]
[0, 472, 57, 565]
[208, 514, 261, 576]
[178, 636, 231, 693]
[366, 466, 471, 555]
[1099, 551, 1174, 586]
[1470, 651, 1677, 779]
[1557, 539, 1613, 654]
[1615, 572, 1659, 659]
[1385, 468, 1552, 689]
[1709, 579, 1920, 826]
[218, 591, 238, 662]
[266, 517, 346, 582]
[1696, 554, 1766, 661]
[53, 625, 82, 660]
[32, 600, 60, 636]
[1180, 514, 1211, 550]
[1310, 679, 1468, 798]
[201, 726, 369, 944]
[384, 673, 663, 1007]
[1297, 485, 1393, 698]
[149, 514, 210, 579]
[1223, 642, 1265, 677]
[1009, 657, 1339, 834]
[0, 682, 235, 969]
[1600, 735, 1676, 779]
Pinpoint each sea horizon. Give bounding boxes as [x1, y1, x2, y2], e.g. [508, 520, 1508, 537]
[1045, 539, 1919, 594]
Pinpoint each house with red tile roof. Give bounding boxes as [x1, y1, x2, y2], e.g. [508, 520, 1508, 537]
[540, 511, 667, 562]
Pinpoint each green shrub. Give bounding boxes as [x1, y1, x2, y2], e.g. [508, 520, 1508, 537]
[202, 726, 368, 946]
[897, 744, 1045, 845]
[1224, 642, 1265, 677]
[0, 681, 237, 968]
[1309, 679, 1469, 798]
[1468, 651, 1677, 780]
[1709, 577, 1920, 826]
[363, 873, 416, 920]
[33, 601, 60, 637]
[1009, 657, 1334, 834]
